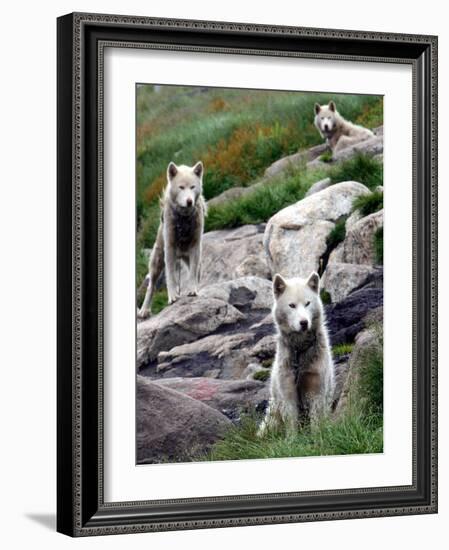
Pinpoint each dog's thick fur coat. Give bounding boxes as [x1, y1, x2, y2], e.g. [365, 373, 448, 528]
[314, 100, 374, 154]
[259, 272, 335, 436]
[138, 161, 207, 318]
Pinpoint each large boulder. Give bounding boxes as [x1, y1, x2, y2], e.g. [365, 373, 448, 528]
[305, 177, 331, 197]
[137, 297, 244, 369]
[156, 332, 259, 379]
[339, 210, 383, 265]
[334, 322, 383, 415]
[332, 135, 383, 163]
[306, 126, 383, 169]
[264, 181, 371, 278]
[322, 262, 378, 303]
[151, 312, 276, 380]
[325, 272, 383, 346]
[199, 276, 273, 311]
[201, 224, 269, 286]
[264, 143, 328, 178]
[207, 186, 247, 207]
[156, 377, 268, 421]
[137, 376, 231, 463]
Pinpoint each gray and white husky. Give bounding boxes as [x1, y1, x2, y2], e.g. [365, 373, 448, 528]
[314, 100, 374, 154]
[259, 272, 335, 436]
[138, 161, 207, 318]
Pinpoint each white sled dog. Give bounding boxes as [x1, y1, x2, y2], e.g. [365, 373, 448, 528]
[259, 272, 335, 436]
[138, 161, 207, 319]
[314, 100, 374, 154]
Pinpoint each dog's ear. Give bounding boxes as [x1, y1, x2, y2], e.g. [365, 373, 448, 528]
[273, 274, 287, 298]
[167, 162, 178, 180]
[328, 100, 336, 112]
[307, 272, 320, 293]
[193, 161, 204, 178]
[314, 103, 321, 115]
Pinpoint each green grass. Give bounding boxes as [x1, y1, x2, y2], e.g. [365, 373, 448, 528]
[374, 227, 384, 265]
[201, 408, 382, 461]
[253, 369, 271, 382]
[352, 190, 383, 217]
[319, 150, 333, 162]
[320, 289, 331, 305]
[151, 288, 169, 315]
[326, 217, 347, 249]
[137, 86, 383, 245]
[200, 323, 383, 462]
[202, 153, 383, 234]
[204, 166, 325, 232]
[332, 343, 355, 357]
[353, 324, 383, 415]
[329, 153, 383, 191]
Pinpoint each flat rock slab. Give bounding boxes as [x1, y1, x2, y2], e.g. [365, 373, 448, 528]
[137, 376, 231, 464]
[322, 262, 379, 303]
[199, 276, 273, 311]
[326, 280, 383, 346]
[156, 377, 269, 421]
[137, 297, 244, 369]
[201, 224, 269, 287]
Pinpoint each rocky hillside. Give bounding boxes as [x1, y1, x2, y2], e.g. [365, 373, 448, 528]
[137, 131, 384, 464]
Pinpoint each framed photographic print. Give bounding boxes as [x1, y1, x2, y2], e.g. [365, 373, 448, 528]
[57, 12, 438, 536]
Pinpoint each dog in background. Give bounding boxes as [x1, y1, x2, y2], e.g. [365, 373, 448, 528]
[314, 100, 374, 154]
[258, 272, 335, 436]
[138, 161, 206, 319]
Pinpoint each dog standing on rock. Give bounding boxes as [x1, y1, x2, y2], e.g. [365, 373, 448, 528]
[138, 161, 207, 319]
[258, 272, 335, 436]
[314, 100, 374, 154]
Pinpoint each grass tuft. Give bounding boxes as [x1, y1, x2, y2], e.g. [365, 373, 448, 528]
[151, 288, 169, 315]
[374, 227, 383, 265]
[329, 154, 383, 191]
[332, 343, 355, 357]
[352, 190, 383, 217]
[253, 370, 271, 382]
[326, 218, 347, 249]
[320, 289, 331, 305]
[319, 150, 333, 162]
[204, 168, 321, 232]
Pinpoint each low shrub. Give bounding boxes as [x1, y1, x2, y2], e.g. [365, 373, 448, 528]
[352, 190, 383, 217]
[332, 343, 355, 357]
[330, 154, 383, 191]
[374, 227, 384, 265]
[253, 370, 271, 382]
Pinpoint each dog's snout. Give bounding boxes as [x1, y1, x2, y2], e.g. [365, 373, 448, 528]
[300, 320, 308, 331]
[186, 198, 193, 207]
[323, 124, 329, 131]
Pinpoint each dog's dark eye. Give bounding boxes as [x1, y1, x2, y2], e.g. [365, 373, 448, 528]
[179, 186, 185, 190]
[305, 301, 311, 307]
[289, 303, 296, 309]
[190, 185, 195, 190]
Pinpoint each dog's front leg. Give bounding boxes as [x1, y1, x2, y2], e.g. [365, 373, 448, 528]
[257, 400, 281, 438]
[165, 246, 180, 304]
[137, 274, 153, 319]
[279, 373, 299, 437]
[187, 244, 201, 296]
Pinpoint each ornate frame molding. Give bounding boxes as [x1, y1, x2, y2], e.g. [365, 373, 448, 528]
[57, 12, 438, 537]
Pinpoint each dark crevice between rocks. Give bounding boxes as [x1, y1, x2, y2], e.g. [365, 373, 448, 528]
[325, 286, 383, 346]
[318, 214, 348, 277]
[140, 307, 274, 378]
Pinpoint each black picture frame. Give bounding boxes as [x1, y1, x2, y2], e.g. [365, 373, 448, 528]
[57, 12, 438, 537]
